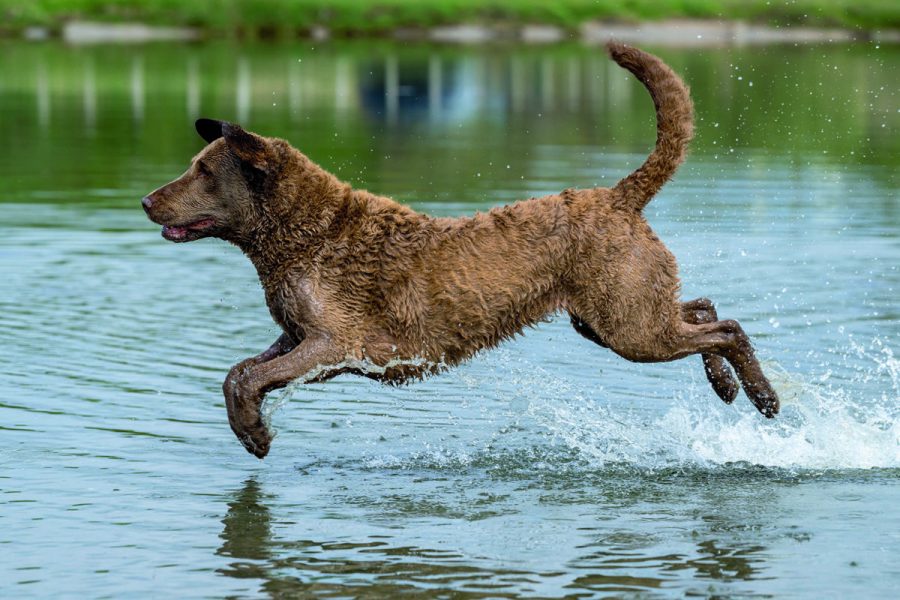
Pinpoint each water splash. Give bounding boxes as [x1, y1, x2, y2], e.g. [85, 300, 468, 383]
[262, 354, 439, 431]
[273, 338, 899, 473]
[527, 339, 900, 471]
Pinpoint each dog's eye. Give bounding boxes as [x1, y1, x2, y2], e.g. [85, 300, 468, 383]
[196, 161, 211, 177]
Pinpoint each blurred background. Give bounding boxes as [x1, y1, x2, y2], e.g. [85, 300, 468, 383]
[1, 2, 898, 599]
[1, 0, 899, 38]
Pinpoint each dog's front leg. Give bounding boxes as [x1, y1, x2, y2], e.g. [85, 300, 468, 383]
[223, 334, 342, 459]
[222, 333, 296, 453]
[225, 332, 298, 384]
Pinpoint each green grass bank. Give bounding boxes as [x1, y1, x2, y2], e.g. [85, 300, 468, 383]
[2, 0, 899, 38]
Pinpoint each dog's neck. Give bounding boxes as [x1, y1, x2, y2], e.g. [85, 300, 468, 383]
[223, 146, 431, 284]
[231, 152, 353, 280]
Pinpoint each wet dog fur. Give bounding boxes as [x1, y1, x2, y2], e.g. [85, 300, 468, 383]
[143, 43, 779, 458]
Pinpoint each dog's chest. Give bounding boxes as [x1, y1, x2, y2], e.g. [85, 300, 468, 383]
[262, 276, 322, 338]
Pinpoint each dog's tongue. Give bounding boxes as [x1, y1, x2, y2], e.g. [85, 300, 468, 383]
[161, 219, 214, 241]
[162, 225, 189, 241]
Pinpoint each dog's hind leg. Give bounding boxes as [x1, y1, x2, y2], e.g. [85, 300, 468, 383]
[673, 319, 778, 417]
[608, 318, 779, 418]
[680, 298, 739, 404]
[573, 301, 740, 405]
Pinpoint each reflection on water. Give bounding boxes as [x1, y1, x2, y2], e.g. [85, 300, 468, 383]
[9, 47, 618, 127]
[6, 43, 895, 156]
[216, 473, 779, 597]
[216, 478, 541, 597]
[0, 39, 898, 598]
[0, 41, 897, 207]
[218, 479, 274, 564]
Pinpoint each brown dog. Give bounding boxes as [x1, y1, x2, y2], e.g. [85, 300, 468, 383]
[143, 43, 779, 458]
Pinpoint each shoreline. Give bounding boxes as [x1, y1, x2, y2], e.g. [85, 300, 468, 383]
[8, 18, 900, 46]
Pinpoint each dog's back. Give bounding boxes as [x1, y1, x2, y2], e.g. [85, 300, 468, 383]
[350, 44, 696, 370]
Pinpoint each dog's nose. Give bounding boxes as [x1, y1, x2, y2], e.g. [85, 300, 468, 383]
[141, 195, 153, 212]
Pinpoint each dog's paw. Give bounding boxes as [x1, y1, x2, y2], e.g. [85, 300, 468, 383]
[702, 356, 739, 405]
[748, 384, 780, 418]
[758, 397, 779, 419]
[238, 425, 272, 459]
[236, 406, 273, 459]
[222, 370, 273, 458]
[714, 379, 740, 405]
[233, 410, 272, 459]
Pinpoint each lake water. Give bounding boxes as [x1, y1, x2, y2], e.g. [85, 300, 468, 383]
[1, 40, 898, 598]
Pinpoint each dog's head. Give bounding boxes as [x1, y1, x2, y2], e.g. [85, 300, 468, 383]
[142, 119, 277, 243]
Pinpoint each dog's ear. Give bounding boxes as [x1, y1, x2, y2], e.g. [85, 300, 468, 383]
[221, 122, 270, 171]
[196, 118, 271, 172]
[195, 118, 225, 144]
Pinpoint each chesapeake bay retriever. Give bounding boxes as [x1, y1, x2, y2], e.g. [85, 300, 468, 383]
[142, 43, 779, 459]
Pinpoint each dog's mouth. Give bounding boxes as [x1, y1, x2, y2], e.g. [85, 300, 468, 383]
[161, 218, 216, 242]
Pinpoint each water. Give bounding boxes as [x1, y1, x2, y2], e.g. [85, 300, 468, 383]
[1, 40, 898, 598]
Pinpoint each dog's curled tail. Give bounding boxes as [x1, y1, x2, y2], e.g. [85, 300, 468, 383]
[606, 42, 694, 212]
